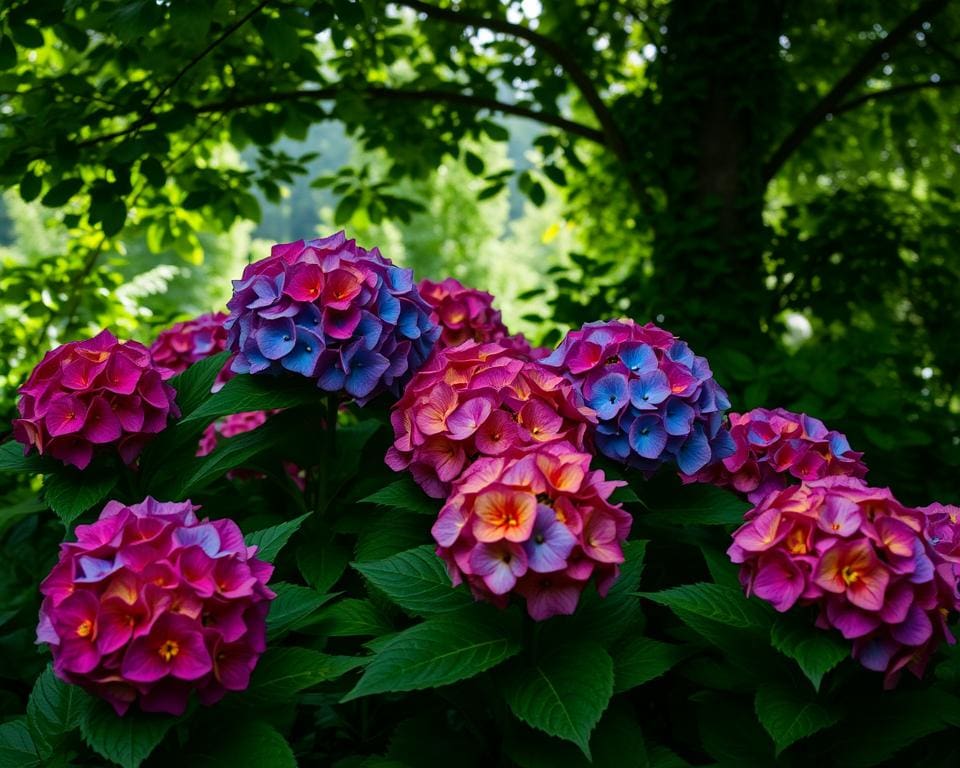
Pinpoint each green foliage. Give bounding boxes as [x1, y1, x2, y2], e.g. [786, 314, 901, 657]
[352, 544, 473, 614]
[80, 703, 176, 768]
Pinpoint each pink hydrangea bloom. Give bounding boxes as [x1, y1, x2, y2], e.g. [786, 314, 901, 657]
[541, 319, 733, 475]
[149, 313, 228, 377]
[685, 407, 867, 503]
[386, 341, 596, 498]
[13, 330, 179, 469]
[432, 441, 632, 619]
[728, 477, 960, 687]
[36, 497, 275, 715]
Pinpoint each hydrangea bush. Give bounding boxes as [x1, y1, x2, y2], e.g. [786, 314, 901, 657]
[0, 231, 957, 767]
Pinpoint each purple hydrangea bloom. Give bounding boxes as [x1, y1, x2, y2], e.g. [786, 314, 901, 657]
[224, 232, 440, 405]
[542, 319, 734, 474]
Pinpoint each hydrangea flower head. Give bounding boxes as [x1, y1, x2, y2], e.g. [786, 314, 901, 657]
[13, 330, 179, 469]
[224, 232, 439, 404]
[36, 497, 275, 715]
[149, 313, 228, 377]
[418, 277, 512, 349]
[386, 341, 596, 497]
[542, 319, 733, 475]
[432, 441, 632, 619]
[686, 407, 867, 503]
[728, 477, 960, 686]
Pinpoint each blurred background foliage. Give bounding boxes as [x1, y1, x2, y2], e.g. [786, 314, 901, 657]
[0, 0, 958, 505]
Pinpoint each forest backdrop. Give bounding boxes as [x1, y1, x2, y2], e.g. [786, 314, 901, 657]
[0, 0, 958, 509]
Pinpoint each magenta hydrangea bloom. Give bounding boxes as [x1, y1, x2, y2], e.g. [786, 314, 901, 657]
[36, 497, 275, 715]
[224, 231, 439, 405]
[386, 341, 596, 498]
[541, 319, 734, 475]
[149, 313, 228, 377]
[432, 441, 632, 619]
[685, 407, 867, 503]
[12, 330, 179, 470]
[728, 477, 960, 687]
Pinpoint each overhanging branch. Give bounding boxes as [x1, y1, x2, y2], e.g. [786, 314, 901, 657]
[833, 77, 960, 115]
[763, 0, 949, 182]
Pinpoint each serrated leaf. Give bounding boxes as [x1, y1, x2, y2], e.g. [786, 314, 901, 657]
[770, 615, 848, 690]
[354, 510, 430, 563]
[360, 477, 438, 515]
[639, 582, 771, 630]
[80, 703, 175, 768]
[313, 598, 394, 637]
[44, 471, 117, 528]
[266, 582, 333, 639]
[754, 682, 840, 755]
[245, 512, 310, 563]
[179, 373, 324, 426]
[0, 442, 52, 474]
[26, 666, 92, 757]
[503, 640, 614, 758]
[298, 536, 350, 593]
[612, 637, 694, 693]
[343, 607, 521, 700]
[244, 647, 366, 704]
[353, 545, 472, 615]
[168, 352, 230, 416]
[0, 720, 41, 768]
[641, 485, 750, 526]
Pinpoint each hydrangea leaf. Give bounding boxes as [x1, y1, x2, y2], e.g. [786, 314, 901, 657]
[342, 606, 521, 701]
[297, 536, 350, 593]
[166, 351, 229, 416]
[0, 442, 54, 475]
[26, 665, 92, 758]
[43, 470, 117, 528]
[244, 511, 311, 563]
[360, 477, 439, 515]
[639, 582, 772, 630]
[770, 615, 849, 690]
[0, 719, 42, 768]
[186, 720, 297, 767]
[266, 583, 335, 639]
[754, 681, 840, 755]
[612, 637, 696, 693]
[502, 639, 614, 758]
[313, 598, 395, 637]
[640, 485, 750, 526]
[243, 647, 367, 704]
[80, 702, 176, 768]
[352, 544, 472, 615]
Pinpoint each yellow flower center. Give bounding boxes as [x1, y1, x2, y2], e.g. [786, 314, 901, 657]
[159, 640, 180, 662]
[76, 620, 93, 638]
[841, 566, 860, 585]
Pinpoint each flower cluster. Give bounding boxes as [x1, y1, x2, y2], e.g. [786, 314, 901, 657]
[728, 477, 960, 686]
[224, 231, 439, 404]
[386, 341, 595, 498]
[542, 319, 733, 475]
[432, 441, 632, 619]
[13, 330, 179, 469]
[149, 313, 228, 377]
[36, 497, 275, 715]
[418, 278, 512, 349]
[685, 407, 867, 503]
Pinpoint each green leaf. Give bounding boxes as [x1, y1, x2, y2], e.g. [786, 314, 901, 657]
[464, 151, 485, 175]
[0, 35, 16, 70]
[314, 598, 394, 637]
[266, 582, 333, 639]
[0, 442, 52, 474]
[44, 471, 117, 528]
[0, 720, 41, 768]
[101, 200, 127, 236]
[41, 178, 84, 207]
[168, 352, 229, 416]
[543, 165, 567, 186]
[19, 172, 41, 202]
[353, 544, 472, 615]
[503, 640, 614, 758]
[360, 477, 438, 515]
[641, 485, 750, 526]
[260, 18, 301, 59]
[26, 666, 92, 758]
[754, 682, 840, 755]
[639, 583, 771, 630]
[245, 512, 311, 563]
[334, 194, 359, 224]
[343, 607, 521, 700]
[179, 373, 324, 427]
[770, 615, 848, 690]
[139, 157, 166, 188]
[354, 510, 430, 563]
[568, 539, 647, 644]
[244, 647, 367, 704]
[612, 637, 694, 693]
[80, 703, 176, 768]
[191, 721, 296, 768]
[298, 536, 350, 593]
[9, 22, 44, 49]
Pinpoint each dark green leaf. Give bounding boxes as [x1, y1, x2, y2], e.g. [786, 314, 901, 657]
[360, 477, 438, 515]
[244, 647, 366, 704]
[139, 157, 166, 188]
[503, 640, 614, 758]
[44, 471, 117, 528]
[168, 352, 230, 416]
[19, 172, 41, 202]
[343, 607, 521, 700]
[0, 720, 41, 768]
[464, 151, 485, 175]
[0, 442, 52, 474]
[0, 35, 16, 70]
[313, 598, 394, 637]
[191, 721, 295, 767]
[639, 583, 771, 630]
[770, 615, 848, 690]
[10, 22, 44, 49]
[179, 374, 324, 427]
[41, 178, 84, 207]
[641, 485, 750, 526]
[101, 200, 128, 236]
[266, 582, 333, 639]
[754, 681, 840, 755]
[259, 19, 300, 60]
[80, 703, 175, 768]
[297, 536, 350, 593]
[245, 511, 311, 563]
[353, 544, 472, 615]
[612, 637, 694, 693]
[26, 666, 92, 758]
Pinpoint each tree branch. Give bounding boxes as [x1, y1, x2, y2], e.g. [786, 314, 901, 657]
[77, 85, 606, 148]
[763, 0, 949, 182]
[393, 0, 645, 203]
[832, 77, 960, 115]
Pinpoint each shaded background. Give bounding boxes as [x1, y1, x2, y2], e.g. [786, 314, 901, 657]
[1, 0, 958, 505]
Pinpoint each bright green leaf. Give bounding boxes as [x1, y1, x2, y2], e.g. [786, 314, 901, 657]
[245, 511, 311, 563]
